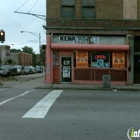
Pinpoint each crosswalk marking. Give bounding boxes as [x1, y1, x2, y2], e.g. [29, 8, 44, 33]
[0, 89, 35, 106]
[0, 88, 7, 92]
[22, 90, 63, 119]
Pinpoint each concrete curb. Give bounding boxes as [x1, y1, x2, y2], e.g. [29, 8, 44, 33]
[35, 85, 140, 91]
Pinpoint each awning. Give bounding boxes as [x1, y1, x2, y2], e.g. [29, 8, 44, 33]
[51, 44, 129, 51]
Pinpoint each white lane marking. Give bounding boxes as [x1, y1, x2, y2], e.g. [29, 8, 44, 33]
[0, 89, 35, 106]
[22, 90, 63, 119]
[0, 88, 7, 91]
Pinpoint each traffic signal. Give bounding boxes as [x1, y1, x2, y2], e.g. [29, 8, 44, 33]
[0, 30, 5, 43]
[41, 45, 46, 51]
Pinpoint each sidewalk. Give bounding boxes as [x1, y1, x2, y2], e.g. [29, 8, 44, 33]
[0, 73, 45, 88]
[1, 74, 140, 91]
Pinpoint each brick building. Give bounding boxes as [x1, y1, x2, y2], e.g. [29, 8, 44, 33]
[10, 52, 32, 66]
[44, 0, 140, 85]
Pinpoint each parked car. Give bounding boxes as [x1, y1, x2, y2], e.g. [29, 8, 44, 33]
[24, 66, 32, 75]
[0, 65, 17, 77]
[0, 65, 10, 77]
[31, 67, 36, 74]
[15, 65, 25, 75]
[35, 65, 43, 73]
[10, 66, 18, 76]
[28, 66, 36, 74]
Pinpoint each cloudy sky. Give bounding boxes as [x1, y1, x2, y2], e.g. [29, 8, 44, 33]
[0, 0, 46, 53]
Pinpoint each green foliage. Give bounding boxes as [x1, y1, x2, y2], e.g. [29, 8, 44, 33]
[0, 76, 17, 81]
[10, 46, 40, 66]
[22, 46, 35, 54]
[41, 50, 45, 66]
[6, 59, 13, 65]
[10, 49, 21, 53]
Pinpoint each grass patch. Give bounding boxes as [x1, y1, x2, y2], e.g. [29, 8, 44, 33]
[0, 76, 17, 82]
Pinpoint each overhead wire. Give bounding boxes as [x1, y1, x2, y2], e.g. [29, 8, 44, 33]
[15, 0, 30, 12]
[0, 7, 26, 30]
[28, 0, 39, 13]
[15, 0, 40, 14]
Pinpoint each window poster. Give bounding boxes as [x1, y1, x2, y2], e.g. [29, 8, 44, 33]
[76, 51, 88, 68]
[112, 52, 125, 68]
[63, 60, 70, 65]
[97, 59, 104, 68]
[63, 66, 70, 78]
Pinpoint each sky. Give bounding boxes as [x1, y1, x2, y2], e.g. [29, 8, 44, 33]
[0, 0, 46, 54]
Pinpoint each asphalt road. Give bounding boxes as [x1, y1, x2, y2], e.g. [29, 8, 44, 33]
[0, 81, 140, 140]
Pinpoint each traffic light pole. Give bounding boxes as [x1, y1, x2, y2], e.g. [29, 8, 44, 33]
[0, 30, 5, 43]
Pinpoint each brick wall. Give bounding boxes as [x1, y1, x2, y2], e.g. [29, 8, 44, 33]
[96, 0, 123, 19]
[18, 53, 32, 66]
[46, 0, 140, 36]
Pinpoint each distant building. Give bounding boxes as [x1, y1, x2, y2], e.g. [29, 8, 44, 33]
[10, 52, 32, 66]
[0, 45, 10, 64]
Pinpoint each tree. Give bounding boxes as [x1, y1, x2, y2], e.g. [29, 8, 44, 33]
[10, 49, 21, 53]
[22, 46, 35, 54]
[6, 59, 13, 65]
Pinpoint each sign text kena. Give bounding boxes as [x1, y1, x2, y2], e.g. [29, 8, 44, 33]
[60, 36, 76, 42]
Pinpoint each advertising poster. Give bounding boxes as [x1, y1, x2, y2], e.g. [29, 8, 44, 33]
[76, 51, 88, 68]
[63, 60, 70, 65]
[97, 59, 104, 68]
[112, 52, 125, 68]
[63, 66, 70, 78]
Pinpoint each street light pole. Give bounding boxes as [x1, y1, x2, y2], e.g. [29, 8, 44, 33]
[20, 31, 41, 72]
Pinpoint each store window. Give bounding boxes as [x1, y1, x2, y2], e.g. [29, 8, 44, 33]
[74, 51, 126, 69]
[61, 0, 75, 18]
[81, 0, 96, 18]
[112, 52, 125, 68]
[91, 52, 110, 68]
[74, 51, 91, 67]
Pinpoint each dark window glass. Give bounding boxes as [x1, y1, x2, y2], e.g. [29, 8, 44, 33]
[62, 7, 75, 18]
[91, 52, 110, 68]
[81, 0, 96, 18]
[82, 8, 95, 18]
[134, 37, 140, 52]
[62, 0, 75, 6]
[82, 0, 95, 6]
[61, 0, 75, 18]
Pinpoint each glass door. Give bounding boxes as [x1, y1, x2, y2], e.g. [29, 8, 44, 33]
[134, 37, 140, 83]
[61, 57, 72, 82]
[134, 54, 140, 83]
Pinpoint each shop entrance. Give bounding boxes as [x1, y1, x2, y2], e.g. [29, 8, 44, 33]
[61, 57, 72, 83]
[134, 37, 140, 83]
[134, 54, 140, 83]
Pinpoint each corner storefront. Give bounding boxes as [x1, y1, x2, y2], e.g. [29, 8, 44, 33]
[45, 35, 129, 85]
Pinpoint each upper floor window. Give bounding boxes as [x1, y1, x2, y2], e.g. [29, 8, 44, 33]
[61, 0, 75, 18]
[82, 0, 96, 18]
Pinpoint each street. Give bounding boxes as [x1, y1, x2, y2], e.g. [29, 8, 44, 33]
[0, 78, 140, 140]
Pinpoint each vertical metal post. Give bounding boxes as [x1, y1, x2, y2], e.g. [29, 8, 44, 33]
[39, 33, 41, 73]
